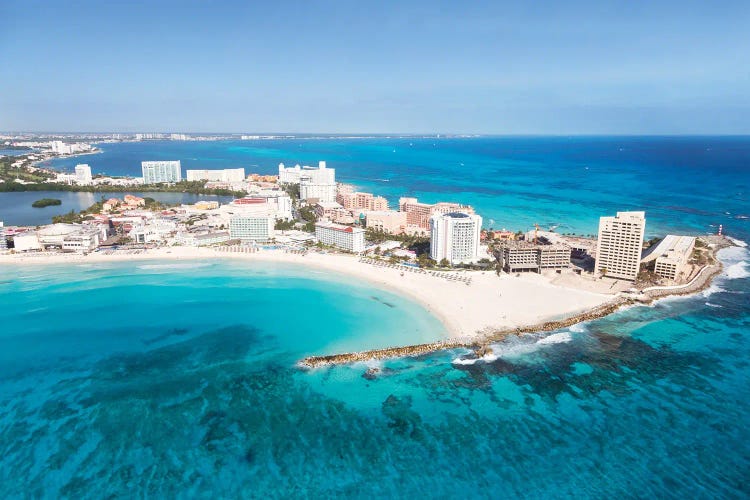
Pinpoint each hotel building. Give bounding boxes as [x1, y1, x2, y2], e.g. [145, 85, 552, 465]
[229, 214, 275, 241]
[364, 210, 408, 234]
[75, 164, 92, 185]
[142, 161, 182, 184]
[498, 241, 571, 273]
[595, 211, 646, 281]
[643, 235, 696, 282]
[315, 221, 365, 253]
[300, 161, 336, 202]
[429, 212, 482, 265]
[337, 191, 389, 212]
[400, 197, 475, 230]
[0, 221, 6, 251]
[186, 168, 246, 183]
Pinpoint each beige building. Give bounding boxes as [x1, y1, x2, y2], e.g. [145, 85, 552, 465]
[644, 235, 696, 282]
[399, 197, 475, 230]
[595, 211, 646, 281]
[337, 191, 389, 212]
[499, 241, 571, 273]
[364, 210, 408, 234]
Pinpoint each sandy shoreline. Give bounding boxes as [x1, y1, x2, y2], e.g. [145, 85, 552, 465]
[1, 242, 730, 367]
[0, 247, 615, 340]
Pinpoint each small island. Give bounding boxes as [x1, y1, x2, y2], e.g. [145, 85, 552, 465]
[31, 198, 62, 208]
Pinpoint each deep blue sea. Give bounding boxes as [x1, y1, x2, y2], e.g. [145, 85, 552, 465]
[2, 137, 749, 497]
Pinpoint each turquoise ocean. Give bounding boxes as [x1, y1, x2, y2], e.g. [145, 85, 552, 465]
[1, 137, 749, 497]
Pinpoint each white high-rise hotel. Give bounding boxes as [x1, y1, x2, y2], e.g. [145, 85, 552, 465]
[278, 161, 336, 202]
[595, 211, 646, 281]
[74, 164, 92, 185]
[142, 161, 182, 184]
[430, 212, 482, 265]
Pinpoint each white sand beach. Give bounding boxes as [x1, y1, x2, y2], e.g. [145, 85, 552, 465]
[0, 247, 617, 341]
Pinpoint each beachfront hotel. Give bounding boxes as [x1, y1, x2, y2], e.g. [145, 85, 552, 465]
[278, 161, 336, 202]
[229, 214, 275, 242]
[336, 189, 389, 212]
[595, 211, 646, 281]
[642, 234, 696, 282]
[429, 212, 482, 264]
[74, 164, 92, 185]
[315, 221, 365, 253]
[186, 168, 246, 183]
[400, 197, 475, 230]
[498, 241, 572, 273]
[141, 160, 182, 184]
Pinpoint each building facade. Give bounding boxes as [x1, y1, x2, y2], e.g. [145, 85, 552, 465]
[186, 168, 246, 183]
[315, 222, 365, 253]
[400, 197, 475, 230]
[364, 210, 408, 234]
[595, 211, 646, 281]
[429, 212, 482, 264]
[141, 161, 182, 184]
[337, 191, 389, 212]
[75, 164, 92, 184]
[498, 241, 571, 273]
[650, 235, 696, 282]
[229, 214, 275, 241]
[299, 161, 336, 202]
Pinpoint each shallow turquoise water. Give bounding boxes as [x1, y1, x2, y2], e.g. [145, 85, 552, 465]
[2, 136, 749, 497]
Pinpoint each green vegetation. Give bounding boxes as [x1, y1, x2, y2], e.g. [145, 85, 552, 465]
[51, 199, 106, 224]
[0, 180, 245, 197]
[0, 156, 55, 184]
[275, 218, 296, 231]
[280, 182, 300, 201]
[31, 198, 62, 208]
[298, 205, 317, 232]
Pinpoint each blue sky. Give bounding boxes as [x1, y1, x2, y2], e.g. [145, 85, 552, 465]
[1, 0, 749, 134]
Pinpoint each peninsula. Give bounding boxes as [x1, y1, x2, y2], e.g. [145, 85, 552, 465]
[0, 148, 735, 369]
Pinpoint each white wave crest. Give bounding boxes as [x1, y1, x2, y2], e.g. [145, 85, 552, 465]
[724, 261, 750, 280]
[727, 237, 747, 248]
[705, 302, 723, 308]
[138, 263, 212, 270]
[701, 284, 726, 298]
[568, 324, 587, 333]
[537, 331, 573, 345]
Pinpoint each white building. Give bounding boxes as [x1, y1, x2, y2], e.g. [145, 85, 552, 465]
[75, 164, 92, 185]
[246, 190, 293, 220]
[300, 161, 336, 202]
[643, 235, 696, 282]
[278, 163, 303, 184]
[595, 211, 646, 281]
[186, 168, 246, 183]
[12, 232, 42, 252]
[315, 221, 365, 253]
[429, 212, 482, 265]
[229, 214, 275, 241]
[129, 220, 177, 244]
[141, 161, 182, 184]
[176, 231, 231, 247]
[0, 221, 6, 251]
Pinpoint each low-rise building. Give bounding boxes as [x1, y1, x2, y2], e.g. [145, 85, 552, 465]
[315, 221, 365, 253]
[498, 241, 571, 273]
[177, 231, 231, 246]
[364, 210, 407, 234]
[186, 168, 246, 183]
[643, 235, 696, 282]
